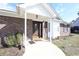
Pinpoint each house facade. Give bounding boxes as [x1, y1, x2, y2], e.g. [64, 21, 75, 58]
[26, 3, 70, 42]
[60, 21, 70, 36]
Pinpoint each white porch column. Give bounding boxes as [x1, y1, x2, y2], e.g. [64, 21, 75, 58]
[49, 19, 53, 42]
[43, 21, 47, 39]
[43, 21, 45, 39]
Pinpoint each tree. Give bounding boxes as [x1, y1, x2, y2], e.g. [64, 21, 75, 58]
[77, 12, 79, 15]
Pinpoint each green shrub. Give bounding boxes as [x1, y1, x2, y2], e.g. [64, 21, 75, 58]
[6, 32, 23, 47]
[15, 32, 23, 45]
[7, 34, 16, 46]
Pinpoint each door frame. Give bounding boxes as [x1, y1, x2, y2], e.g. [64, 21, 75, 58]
[32, 21, 43, 38]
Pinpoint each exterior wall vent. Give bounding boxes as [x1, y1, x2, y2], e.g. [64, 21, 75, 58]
[36, 15, 38, 19]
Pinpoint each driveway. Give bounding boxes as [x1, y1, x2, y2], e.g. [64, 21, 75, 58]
[23, 40, 65, 56]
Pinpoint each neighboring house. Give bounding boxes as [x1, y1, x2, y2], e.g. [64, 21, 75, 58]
[26, 3, 70, 42]
[71, 17, 79, 33]
[0, 3, 25, 47]
[60, 21, 70, 36]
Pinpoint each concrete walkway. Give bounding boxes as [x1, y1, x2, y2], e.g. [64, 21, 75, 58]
[23, 40, 65, 56]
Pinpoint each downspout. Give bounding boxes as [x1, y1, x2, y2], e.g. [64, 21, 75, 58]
[49, 19, 52, 42]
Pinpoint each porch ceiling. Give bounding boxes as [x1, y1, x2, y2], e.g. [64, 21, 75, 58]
[27, 13, 49, 22]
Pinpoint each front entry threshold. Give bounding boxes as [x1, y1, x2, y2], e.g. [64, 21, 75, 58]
[33, 37, 44, 41]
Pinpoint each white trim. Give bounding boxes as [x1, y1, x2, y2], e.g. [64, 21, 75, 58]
[41, 3, 56, 18]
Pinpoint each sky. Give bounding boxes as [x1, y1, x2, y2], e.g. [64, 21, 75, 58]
[49, 3, 79, 23]
[0, 3, 16, 11]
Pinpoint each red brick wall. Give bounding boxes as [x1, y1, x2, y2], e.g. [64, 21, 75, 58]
[0, 15, 24, 37]
[27, 19, 33, 40]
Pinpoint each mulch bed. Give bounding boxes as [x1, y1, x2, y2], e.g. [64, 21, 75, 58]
[0, 47, 25, 56]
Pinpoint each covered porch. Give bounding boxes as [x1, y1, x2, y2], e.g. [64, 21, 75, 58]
[27, 13, 49, 42]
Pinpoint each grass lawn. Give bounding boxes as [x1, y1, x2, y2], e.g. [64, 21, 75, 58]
[52, 34, 79, 56]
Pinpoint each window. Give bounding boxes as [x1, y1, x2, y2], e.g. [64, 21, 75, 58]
[0, 3, 17, 12]
[66, 28, 69, 32]
[63, 27, 68, 32]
